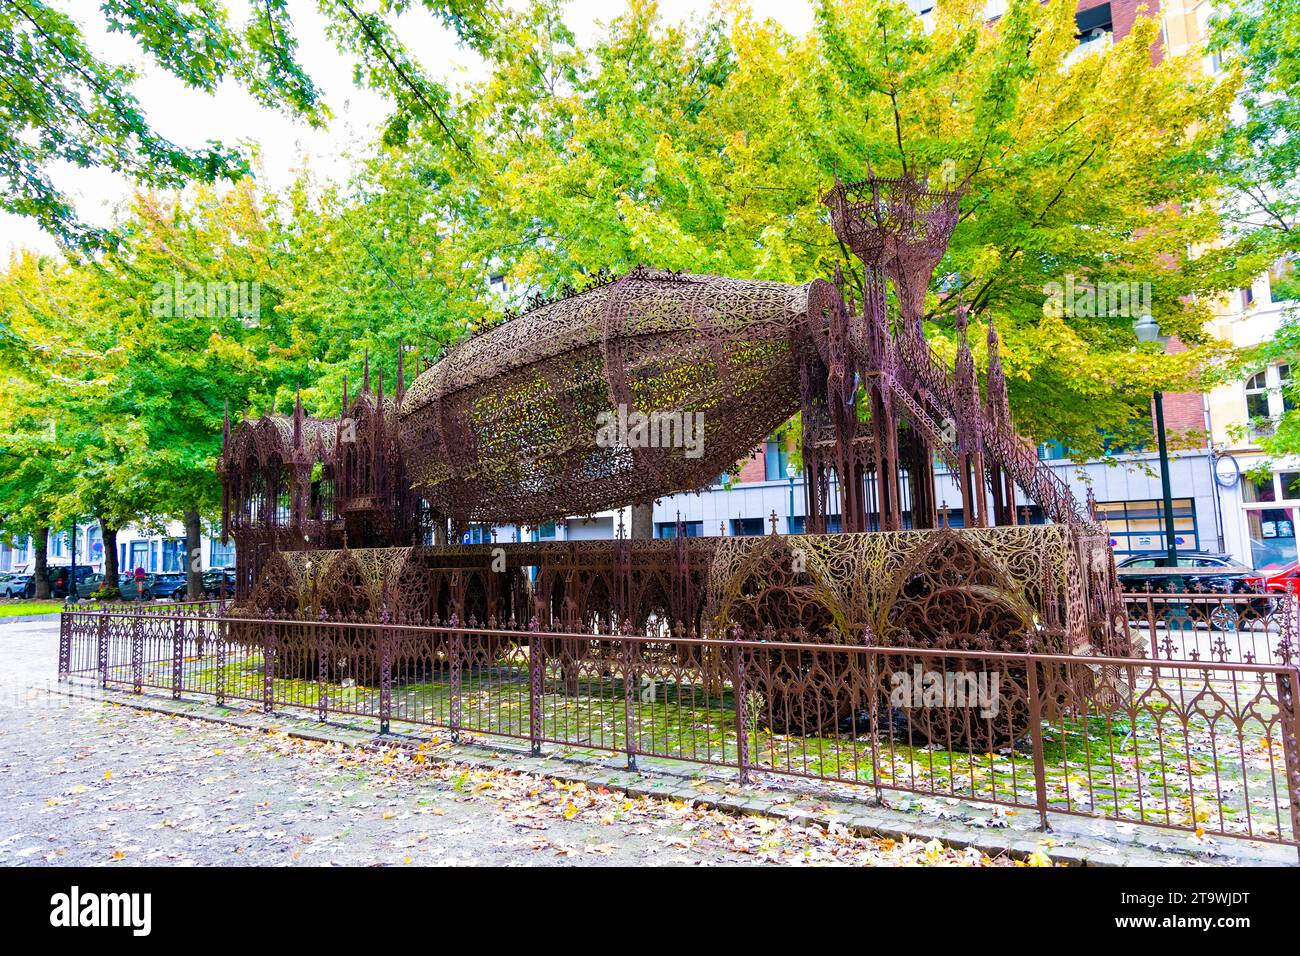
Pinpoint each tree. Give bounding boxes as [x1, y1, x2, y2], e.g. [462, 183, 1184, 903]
[0, 0, 493, 250]
[0, 253, 115, 596]
[1206, 0, 1300, 457]
[418, 0, 1251, 459]
[0, 152, 481, 595]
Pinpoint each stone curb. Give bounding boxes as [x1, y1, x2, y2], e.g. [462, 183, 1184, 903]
[43, 684, 1296, 868]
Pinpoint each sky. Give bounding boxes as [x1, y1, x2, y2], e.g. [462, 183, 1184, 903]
[0, 0, 816, 256]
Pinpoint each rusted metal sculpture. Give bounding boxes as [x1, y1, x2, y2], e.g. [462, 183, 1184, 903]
[218, 169, 1129, 748]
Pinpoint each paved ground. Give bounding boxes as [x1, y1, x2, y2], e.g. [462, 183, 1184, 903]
[0, 618, 1003, 866]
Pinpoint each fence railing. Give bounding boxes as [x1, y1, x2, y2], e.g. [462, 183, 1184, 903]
[57, 606, 1300, 851]
[1120, 588, 1297, 667]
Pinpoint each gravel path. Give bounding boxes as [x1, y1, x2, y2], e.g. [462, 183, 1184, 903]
[0, 618, 1003, 867]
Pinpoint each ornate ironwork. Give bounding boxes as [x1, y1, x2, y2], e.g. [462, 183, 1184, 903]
[214, 169, 1132, 749]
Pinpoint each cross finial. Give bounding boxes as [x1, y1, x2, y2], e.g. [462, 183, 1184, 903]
[720, 521, 727, 537]
[1020, 506, 1031, 525]
[939, 501, 950, 527]
[769, 510, 779, 534]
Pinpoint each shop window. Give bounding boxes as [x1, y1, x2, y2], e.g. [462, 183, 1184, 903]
[1094, 498, 1198, 556]
[1248, 508, 1297, 569]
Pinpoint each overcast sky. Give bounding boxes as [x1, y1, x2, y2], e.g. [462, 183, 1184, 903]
[0, 0, 815, 256]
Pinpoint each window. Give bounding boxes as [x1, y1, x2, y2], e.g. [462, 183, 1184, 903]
[161, 538, 186, 573]
[209, 539, 235, 568]
[655, 521, 702, 538]
[788, 515, 842, 534]
[764, 441, 797, 481]
[1268, 255, 1300, 304]
[1094, 498, 1198, 556]
[1067, 4, 1112, 64]
[1244, 474, 1277, 503]
[128, 541, 149, 573]
[1248, 508, 1297, 569]
[1245, 365, 1292, 437]
[1037, 440, 1068, 461]
[1282, 473, 1300, 501]
[731, 517, 766, 536]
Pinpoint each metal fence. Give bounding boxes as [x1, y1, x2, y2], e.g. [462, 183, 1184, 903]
[57, 603, 1300, 852]
[1121, 588, 1296, 667]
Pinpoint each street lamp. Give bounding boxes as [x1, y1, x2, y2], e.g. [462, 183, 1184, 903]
[786, 461, 798, 535]
[1134, 314, 1179, 568]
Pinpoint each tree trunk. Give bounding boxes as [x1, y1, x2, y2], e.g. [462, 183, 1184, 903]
[184, 509, 203, 601]
[100, 518, 118, 595]
[33, 527, 50, 598]
[630, 502, 653, 540]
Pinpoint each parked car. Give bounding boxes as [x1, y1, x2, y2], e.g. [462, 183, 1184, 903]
[1117, 551, 1269, 629]
[0, 573, 32, 598]
[1116, 551, 1260, 591]
[24, 565, 95, 598]
[202, 568, 235, 599]
[74, 573, 106, 599]
[1260, 561, 1300, 595]
[118, 572, 189, 601]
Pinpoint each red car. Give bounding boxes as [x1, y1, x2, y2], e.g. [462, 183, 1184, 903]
[1259, 562, 1300, 594]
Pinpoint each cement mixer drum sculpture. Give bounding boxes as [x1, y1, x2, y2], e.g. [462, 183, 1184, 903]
[218, 171, 1130, 749]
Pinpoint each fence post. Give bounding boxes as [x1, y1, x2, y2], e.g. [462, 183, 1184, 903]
[1273, 661, 1300, 859]
[866, 648, 883, 804]
[1144, 585, 1159, 659]
[1026, 655, 1050, 831]
[131, 608, 143, 694]
[317, 616, 329, 723]
[379, 620, 392, 736]
[214, 621, 227, 712]
[732, 623, 749, 786]
[449, 613, 462, 744]
[622, 626, 637, 772]
[261, 619, 275, 714]
[96, 615, 109, 690]
[528, 617, 542, 758]
[57, 610, 72, 680]
[171, 615, 184, 700]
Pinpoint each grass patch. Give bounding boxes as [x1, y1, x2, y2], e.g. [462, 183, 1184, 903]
[0, 600, 63, 617]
